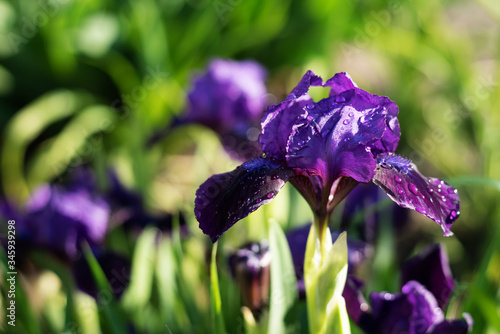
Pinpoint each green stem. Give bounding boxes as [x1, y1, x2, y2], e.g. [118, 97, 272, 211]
[313, 214, 329, 265]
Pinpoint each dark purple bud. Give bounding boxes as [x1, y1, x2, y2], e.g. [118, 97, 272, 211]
[372, 153, 460, 236]
[195, 158, 294, 242]
[401, 244, 454, 309]
[228, 241, 271, 316]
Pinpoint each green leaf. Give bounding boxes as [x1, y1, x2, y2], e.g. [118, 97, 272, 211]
[210, 242, 226, 334]
[122, 228, 157, 308]
[1, 90, 93, 201]
[268, 220, 298, 334]
[304, 225, 351, 334]
[82, 244, 128, 334]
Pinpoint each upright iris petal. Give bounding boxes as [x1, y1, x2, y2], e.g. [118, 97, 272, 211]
[195, 70, 461, 242]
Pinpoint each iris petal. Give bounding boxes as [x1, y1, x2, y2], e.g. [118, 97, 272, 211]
[372, 153, 460, 236]
[401, 244, 455, 309]
[195, 158, 294, 242]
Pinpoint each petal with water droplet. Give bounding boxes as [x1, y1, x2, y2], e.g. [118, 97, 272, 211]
[195, 158, 294, 242]
[372, 153, 460, 236]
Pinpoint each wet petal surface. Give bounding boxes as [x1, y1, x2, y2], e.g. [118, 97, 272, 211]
[372, 154, 460, 236]
[195, 158, 294, 242]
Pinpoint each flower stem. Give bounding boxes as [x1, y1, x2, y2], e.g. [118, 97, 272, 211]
[313, 214, 329, 265]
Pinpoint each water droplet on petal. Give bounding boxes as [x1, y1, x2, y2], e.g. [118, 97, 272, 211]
[427, 187, 434, 193]
[447, 188, 457, 194]
[348, 112, 354, 117]
[256, 198, 262, 204]
[343, 119, 350, 125]
[266, 192, 274, 199]
[398, 188, 404, 195]
[448, 210, 460, 221]
[365, 146, 371, 152]
[394, 176, 402, 183]
[408, 183, 419, 195]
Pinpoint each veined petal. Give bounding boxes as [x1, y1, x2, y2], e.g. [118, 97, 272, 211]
[286, 90, 386, 183]
[372, 154, 460, 236]
[195, 158, 294, 242]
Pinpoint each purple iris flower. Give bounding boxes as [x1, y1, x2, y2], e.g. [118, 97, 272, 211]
[343, 244, 472, 333]
[195, 71, 460, 242]
[0, 171, 110, 259]
[150, 58, 268, 161]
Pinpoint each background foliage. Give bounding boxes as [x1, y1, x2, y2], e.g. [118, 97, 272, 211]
[1, 0, 499, 333]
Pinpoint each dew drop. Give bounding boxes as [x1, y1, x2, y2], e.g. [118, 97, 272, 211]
[447, 188, 457, 194]
[394, 176, 402, 183]
[348, 112, 354, 117]
[398, 189, 404, 195]
[256, 198, 262, 204]
[271, 174, 280, 180]
[266, 192, 274, 199]
[343, 119, 350, 125]
[365, 146, 371, 152]
[427, 187, 434, 193]
[448, 210, 460, 221]
[408, 183, 419, 195]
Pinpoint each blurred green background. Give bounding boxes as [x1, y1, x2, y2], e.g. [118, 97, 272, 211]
[1, 0, 500, 333]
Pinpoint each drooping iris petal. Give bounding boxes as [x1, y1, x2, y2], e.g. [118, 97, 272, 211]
[372, 153, 460, 236]
[195, 158, 294, 242]
[401, 244, 454, 309]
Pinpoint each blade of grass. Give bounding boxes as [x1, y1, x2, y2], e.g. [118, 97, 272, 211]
[210, 242, 226, 334]
[82, 243, 128, 334]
